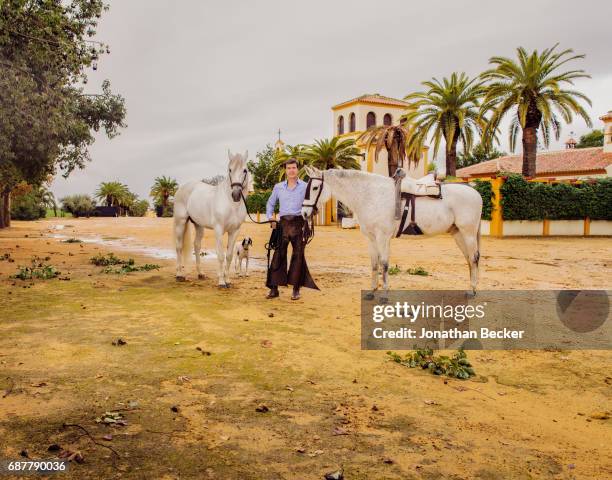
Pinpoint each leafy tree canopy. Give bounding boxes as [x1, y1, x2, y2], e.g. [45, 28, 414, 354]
[576, 129, 604, 148]
[0, 0, 126, 193]
[247, 144, 279, 191]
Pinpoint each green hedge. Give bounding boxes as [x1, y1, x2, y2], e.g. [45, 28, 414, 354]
[500, 174, 612, 221]
[471, 180, 493, 220]
[245, 191, 278, 214]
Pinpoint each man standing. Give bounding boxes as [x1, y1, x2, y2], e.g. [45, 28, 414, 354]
[265, 158, 318, 300]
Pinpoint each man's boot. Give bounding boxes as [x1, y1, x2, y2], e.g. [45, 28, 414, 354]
[266, 286, 279, 299]
[291, 287, 301, 301]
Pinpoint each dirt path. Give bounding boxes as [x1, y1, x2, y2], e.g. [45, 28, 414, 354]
[0, 217, 610, 479]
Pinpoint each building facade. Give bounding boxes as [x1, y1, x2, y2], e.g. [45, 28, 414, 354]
[331, 94, 428, 178]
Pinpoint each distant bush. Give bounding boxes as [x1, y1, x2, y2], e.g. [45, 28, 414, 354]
[129, 199, 149, 217]
[11, 192, 46, 220]
[245, 191, 276, 214]
[61, 195, 95, 217]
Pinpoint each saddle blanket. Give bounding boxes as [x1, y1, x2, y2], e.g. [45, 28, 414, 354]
[400, 173, 441, 197]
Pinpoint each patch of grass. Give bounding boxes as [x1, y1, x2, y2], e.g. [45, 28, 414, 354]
[387, 348, 475, 379]
[90, 252, 160, 274]
[62, 237, 83, 243]
[102, 263, 160, 275]
[388, 265, 401, 275]
[407, 266, 429, 276]
[90, 252, 124, 266]
[11, 256, 60, 280]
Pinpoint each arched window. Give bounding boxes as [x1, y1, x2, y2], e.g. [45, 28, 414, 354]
[366, 111, 376, 129]
[337, 115, 344, 135]
[349, 112, 356, 132]
[383, 113, 392, 126]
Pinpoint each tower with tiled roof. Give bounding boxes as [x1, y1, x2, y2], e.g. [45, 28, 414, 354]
[331, 94, 428, 178]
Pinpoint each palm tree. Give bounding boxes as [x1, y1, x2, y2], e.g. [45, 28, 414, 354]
[149, 176, 178, 213]
[300, 137, 362, 174]
[402, 72, 486, 177]
[95, 181, 130, 208]
[358, 125, 414, 176]
[480, 44, 592, 177]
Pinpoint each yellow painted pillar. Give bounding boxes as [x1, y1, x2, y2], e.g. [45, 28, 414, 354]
[490, 177, 504, 238]
[325, 199, 332, 226]
[543, 219, 550, 236]
[257, 211, 261, 222]
[331, 196, 337, 224]
[584, 217, 590, 236]
[366, 146, 374, 173]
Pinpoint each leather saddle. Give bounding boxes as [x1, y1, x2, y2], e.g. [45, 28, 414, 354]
[392, 168, 442, 222]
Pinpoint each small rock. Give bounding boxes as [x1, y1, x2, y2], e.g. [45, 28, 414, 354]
[589, 412, 610, 420]
[47, 444, 61, 452]
[371, 404, 379, 411]
[102, 434, 113, 441]
[324, 469, 343, 480]
[332, 426, 349, 436]
[19, 450, 29, 458]
[255, 404, 269, 413]
[171, 405, 180, 413]
[112, 338, 127, 346]
[383, 457, 394, 464]
[268, 313, 274, 317]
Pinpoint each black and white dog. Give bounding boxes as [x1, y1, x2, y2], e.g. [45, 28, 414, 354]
[234, 237, 252, 276]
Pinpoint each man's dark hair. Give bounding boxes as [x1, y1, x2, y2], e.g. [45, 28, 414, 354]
[284, 158, 298, 168]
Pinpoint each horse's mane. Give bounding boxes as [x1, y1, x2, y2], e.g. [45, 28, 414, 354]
[327, 168, 390, 182]
[201, 175, 226, 186]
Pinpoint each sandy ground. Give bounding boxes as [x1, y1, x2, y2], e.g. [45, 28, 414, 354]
[0, 217, 611, 479]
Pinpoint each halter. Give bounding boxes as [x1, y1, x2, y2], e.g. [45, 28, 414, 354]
[302, 174, 324, 215]
[301, 174, 324, 245]
[228, 167, 248, 202]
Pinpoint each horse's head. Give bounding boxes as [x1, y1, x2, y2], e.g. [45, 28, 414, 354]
[301, 165, 329, 219]
[227, 150, 249, 202]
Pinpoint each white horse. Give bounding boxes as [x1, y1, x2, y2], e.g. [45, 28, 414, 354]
[173, 151, 249, 287]
[301, 166, 483, 296]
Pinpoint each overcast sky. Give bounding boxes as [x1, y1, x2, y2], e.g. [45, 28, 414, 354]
[52, 0, 612, 200]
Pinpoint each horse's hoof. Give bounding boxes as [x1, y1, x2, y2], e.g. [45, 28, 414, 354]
[380, 297, 389, 304]
[198, 274, 206, 280]
[466, 290, 476, 298]
[364, 292, 375, 301]
[218, 283, 229, 289]
[225, 282, 231, 288]
[176, 276, 186, 282]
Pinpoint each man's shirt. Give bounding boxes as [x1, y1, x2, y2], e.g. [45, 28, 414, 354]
[266, 179, 307, 220]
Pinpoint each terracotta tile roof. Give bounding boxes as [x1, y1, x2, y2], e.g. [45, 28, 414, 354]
[332, 93, 411, 110]
[456, 147, 611, 177]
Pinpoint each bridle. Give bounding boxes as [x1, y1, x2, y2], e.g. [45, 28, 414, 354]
[228, 166, 248, 202]
[301, 173, 324, 244]
[302, 174, 324, 215]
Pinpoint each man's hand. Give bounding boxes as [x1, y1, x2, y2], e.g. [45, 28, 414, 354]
[270, 220, 277, 229]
